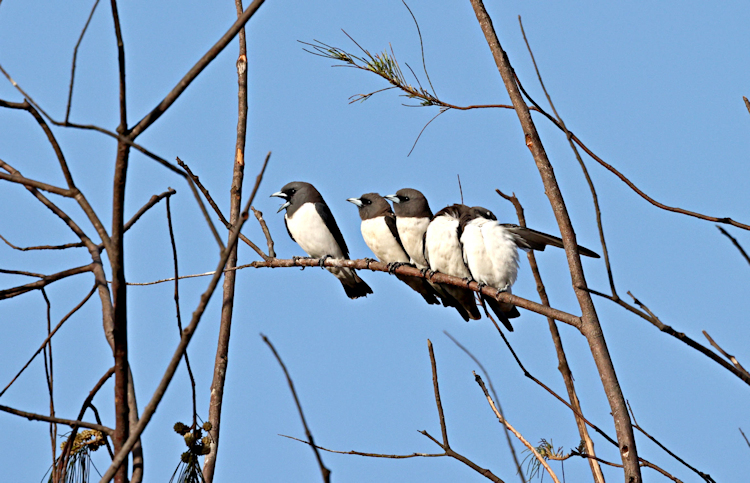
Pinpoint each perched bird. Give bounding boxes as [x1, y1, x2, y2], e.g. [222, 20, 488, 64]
[271, 181, 372, 299]
[423, 204, 482, 321]
[384, 189, 432, 268]
[460, 206, 600, 330]
[347, 193, 439, 305]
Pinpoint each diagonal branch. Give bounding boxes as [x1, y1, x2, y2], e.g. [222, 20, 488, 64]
[0, 403, 113, 435]
[0, 264, 94, 300]
[129, 0, 267, 138]
[716, 226, 750, 266]
[262, 335, 331, 483]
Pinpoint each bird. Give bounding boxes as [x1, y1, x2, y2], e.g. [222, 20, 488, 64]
[347, 193, 439, 305]
[423, 203, 482, 321]
[383, 189, 432, 268]
[460, 205, 600, 330]
[271, 181, 372, 299]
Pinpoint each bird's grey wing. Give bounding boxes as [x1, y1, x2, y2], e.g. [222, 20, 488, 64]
[385, 212, 407, 252]
[501, 224, 600, 258]
[284, 217, 295, 242]
[315, 202, 349, 258]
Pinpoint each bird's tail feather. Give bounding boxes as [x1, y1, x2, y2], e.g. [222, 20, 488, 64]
[483, 296, 517, 331]
[395, 274, 440, 305]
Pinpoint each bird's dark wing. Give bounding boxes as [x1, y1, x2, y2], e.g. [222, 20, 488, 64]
[501, 224, 600, 258]
[283, 216, 295, 242]
[315, 202, 349, 258]
[385, 212, 407, 252]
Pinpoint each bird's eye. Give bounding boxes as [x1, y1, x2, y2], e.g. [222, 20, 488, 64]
[403, 196, 410, 201]
[364, 199, 371, 205]
[290, 188, 296, 194]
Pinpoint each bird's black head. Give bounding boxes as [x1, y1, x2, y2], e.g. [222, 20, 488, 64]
[470, 206, 497, 221]
[271, 181, 322, 214]
[347, 193, 392, 221]
[384, 188, 432, 219]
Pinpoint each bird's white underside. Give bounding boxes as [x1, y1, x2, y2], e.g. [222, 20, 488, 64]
[396, 217, 430, 268]
[285, 203, 355, 282]
[425, 215, 471, 278]
[361, 217, 410, 264]
[461, 218, 519, 291]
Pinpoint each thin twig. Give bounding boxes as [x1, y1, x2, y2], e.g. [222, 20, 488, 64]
[444, 332, 525, 483]
[703, 331, 749, 377]
[627, 401, 715, 482]
[262, 334, 331, 483]
[123, 188, 176, 233]
[474, 372, 560, 483]
[66, 0, 101, 123]
[0, 264, 94, 300]
[716, 226, 750, 266]
[0, 233, 84, 251]
[740, 428, 750, 450]
[252, 208, 275, 258]
[427, 340, 449, 448]
[166, 197, 197, 429]
[517, 16, 616, 299]
[281, 434, 443, 458]
[0, 403, 113, 434]
[41, 289, 57, 481]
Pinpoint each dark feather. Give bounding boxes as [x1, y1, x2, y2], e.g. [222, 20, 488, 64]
[501, 225, 600, 258]
[315, 202, 349, 258]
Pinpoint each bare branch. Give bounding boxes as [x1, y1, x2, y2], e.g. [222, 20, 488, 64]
[0, 264, 94, 300]
[0, 233, 84, 251]
[262, 334, 331, 483]
[129, 0, 267, 138]
[66, 0, 102, 123]
[716, 226, 750, 266]
[427, 340, 449, 448]
[281, 434, 443, 458]
[252, 207, 275, 258]
[99, 193, 254, 483]
[0, 403, 112, 435]
[497, 189, 603, 483]
[703, 331, 749, 378]
[123, 188, 176, 233]
[474, 372, 560, 483]
[444, 332, 525, 482]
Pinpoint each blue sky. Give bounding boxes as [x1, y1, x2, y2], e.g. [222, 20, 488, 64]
[1, 0, 749, 481]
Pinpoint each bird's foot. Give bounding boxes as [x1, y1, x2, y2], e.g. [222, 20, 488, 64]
[364, 257, 377, 269]
[463, 277, 473, 288]
[318, 255, 332, 268]
[292, 255, 311, 270]
[476, 282, 487, 292]
[495, 285, 509, 298]
[420, 268, 436, 279]
[387, 261, 406, 274]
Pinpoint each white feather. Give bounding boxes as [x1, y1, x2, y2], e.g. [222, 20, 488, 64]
[395, 217, 430, 268]
[425, 215, 471, 278]
[461, 218, 519, 291]
[361, 217, 410, 263]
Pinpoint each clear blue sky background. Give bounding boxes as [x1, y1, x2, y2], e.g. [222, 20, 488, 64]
[1, 1, 749, 481]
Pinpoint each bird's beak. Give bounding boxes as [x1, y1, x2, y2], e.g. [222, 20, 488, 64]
[271, 191, 290, 213]
[347, 198, 363, 207]
[384, 194, 400, 203]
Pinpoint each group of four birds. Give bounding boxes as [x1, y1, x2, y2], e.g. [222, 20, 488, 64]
[271, 182, 599, 331]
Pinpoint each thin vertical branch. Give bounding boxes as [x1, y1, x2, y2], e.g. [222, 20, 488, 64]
[468, 1, 641, 480]
[497, 189, 604, 483]
[41, 289, 57, 483]
[167, 197, 198, 429]
[262, 334, 331, 483]
[203, 2, 249, 479]
[108, 1, 130, 481]
[98, 194, 254, 483]
[66, 0, 102, 123]
[427, 340, 449, 448]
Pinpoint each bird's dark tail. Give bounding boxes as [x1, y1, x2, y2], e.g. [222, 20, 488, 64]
[341, 271, 373, 299]
[395, 274, 440, 305]
[483, 296, 518, 331]
[440, 285, 481, 321]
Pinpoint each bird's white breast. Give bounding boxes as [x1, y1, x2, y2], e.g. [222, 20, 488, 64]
[425, 215, 471, 278]
[361, 217, 410, 263]
[461, 219, 519, 290]
[396, 217, 430, 268]
[285, 203, 345, 259]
